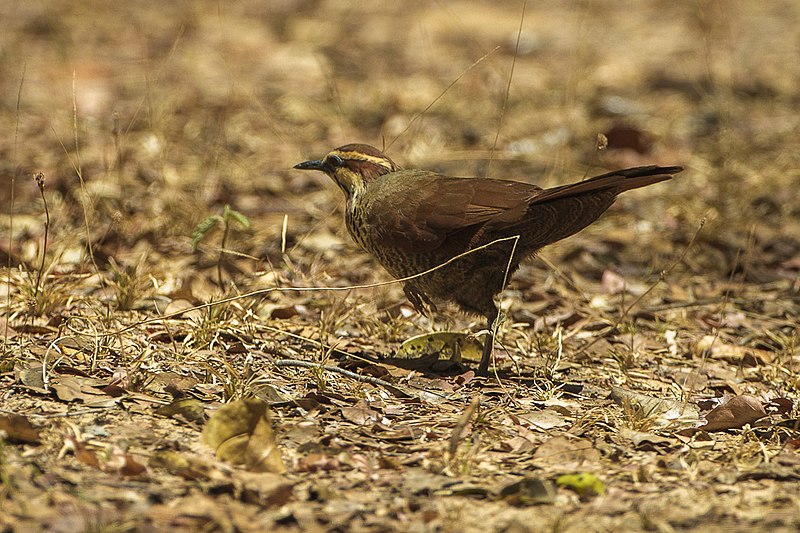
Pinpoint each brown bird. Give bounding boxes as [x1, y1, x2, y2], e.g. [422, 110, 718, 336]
[294, 144, 682, 375]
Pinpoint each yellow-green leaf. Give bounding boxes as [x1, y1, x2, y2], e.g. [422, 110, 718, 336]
[555, 473, 605, 497]
[395, 331, 483, 364]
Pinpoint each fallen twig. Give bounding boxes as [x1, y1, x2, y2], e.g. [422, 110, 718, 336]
[274, 359, 412, 399]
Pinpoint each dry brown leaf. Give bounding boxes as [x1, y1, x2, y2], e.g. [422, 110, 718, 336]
[64, 437, 101, 469]
[266, 304, 307, 319]
[155, 398, 206, 423]
[163, 298, 196, 317]
[693, 335, 774, 366]
[498, 477, 557, 506]
[672, 370, 708, 392]
[617, 428, 677, 448]
[0, 316, 17, 339]
[600, 269, 627, 294]
[699, 395, 767, 431]
[518, 409, 569, 431]
[201, 398, 285, 473]
[296, 452, 343, 472]
[340, 405, 381, 425]
[106, 446, 148, 477]
[149, 450, 219, 481]
[50, 375, 119, 408]
[498, 436, 537, 453]
[16, 366, 46, 390]
[51, 376, 86, 402]
[0, 414, 41, 444]
[533, 436, 601, 469]
[610, 387, 700, 427]
[236, 472, 294, 507]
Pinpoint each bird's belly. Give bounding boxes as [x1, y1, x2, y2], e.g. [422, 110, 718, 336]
[373, 245, 521, 317]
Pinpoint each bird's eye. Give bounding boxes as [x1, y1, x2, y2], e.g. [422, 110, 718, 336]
[327, 155, 344, 167]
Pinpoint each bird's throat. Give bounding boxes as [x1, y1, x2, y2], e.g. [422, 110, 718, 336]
[345, 196, 370, 251]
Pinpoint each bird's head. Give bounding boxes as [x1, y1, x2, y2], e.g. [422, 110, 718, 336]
[293, 144, 399, 198]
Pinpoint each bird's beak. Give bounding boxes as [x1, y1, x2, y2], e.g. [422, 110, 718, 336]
[293, 159, 326, 171]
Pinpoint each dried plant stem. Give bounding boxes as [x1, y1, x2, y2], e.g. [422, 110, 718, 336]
[274, 359, 411, 398]
[695, 236, 748, 376]
[385, 46, 499, 151]
[576, 217, 706, 356]
[448, 396, 481, 456]
[486, 233, 521, 378]
[51, 73, 101, 277]
[5, 65, 25, 343]
[0, 408, 113, 419]
[218, 221, 230, 288]
[71, 73, 96, 269]
[486, 0, 527, 177]
[32, 173, 49, 310]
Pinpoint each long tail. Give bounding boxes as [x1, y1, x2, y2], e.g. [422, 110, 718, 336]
[516, 165, 683, 251]
[530, 165, 683, 205]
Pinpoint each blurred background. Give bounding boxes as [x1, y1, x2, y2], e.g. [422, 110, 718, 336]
[1, 0, 799, 305]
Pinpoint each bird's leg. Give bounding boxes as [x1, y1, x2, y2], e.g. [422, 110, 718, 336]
[477, 308, 499, 376]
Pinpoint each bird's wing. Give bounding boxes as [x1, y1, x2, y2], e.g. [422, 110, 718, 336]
[364, 165, 682, 255]
[365, 173, 541, 254]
